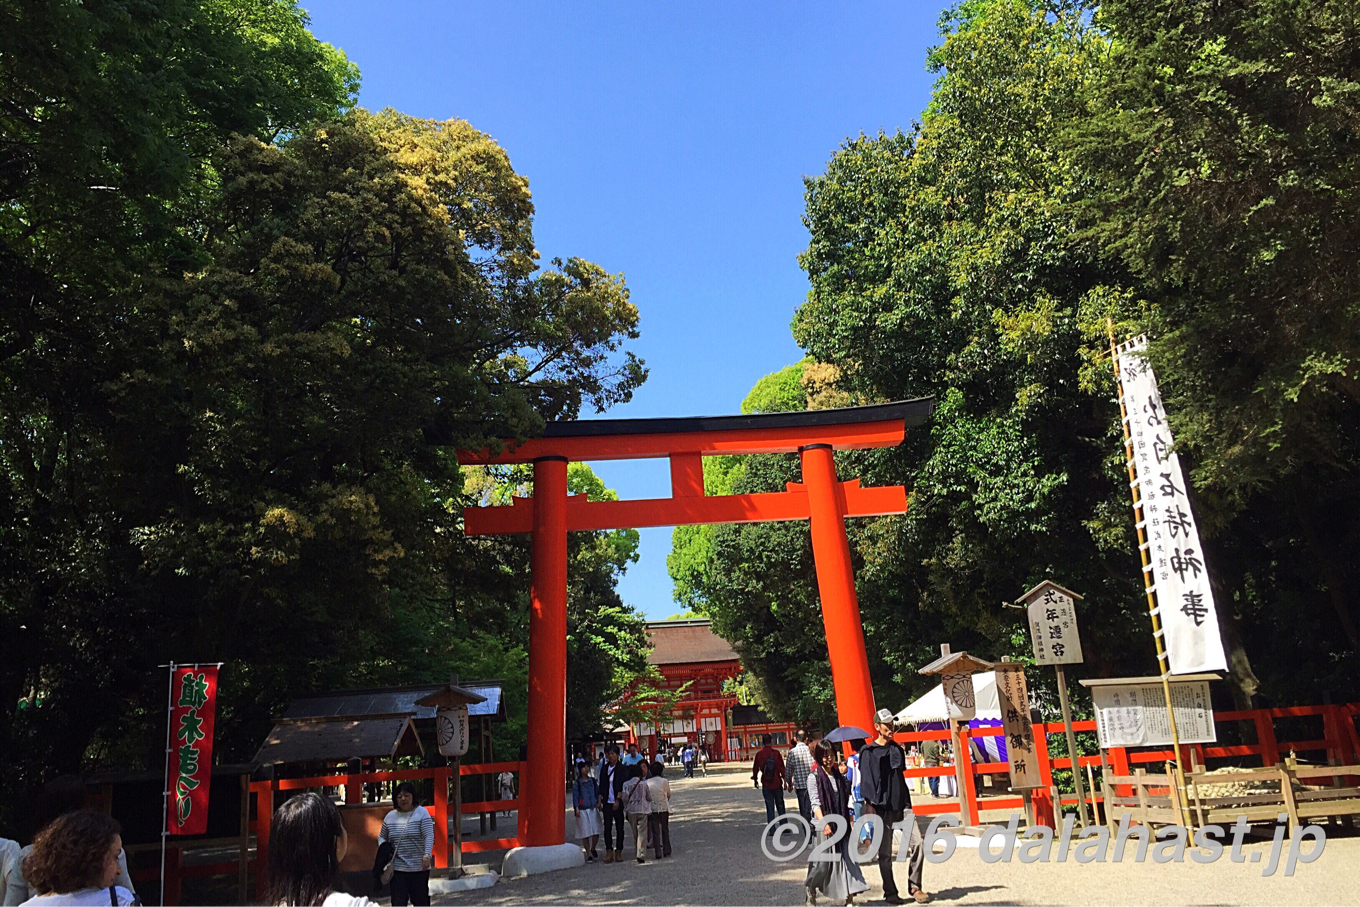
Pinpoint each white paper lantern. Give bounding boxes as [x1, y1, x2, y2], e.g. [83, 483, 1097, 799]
[436, 705, 470, 757]
[942, 671, 976, 721]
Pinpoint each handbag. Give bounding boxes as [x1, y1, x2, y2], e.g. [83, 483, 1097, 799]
[380, 810, 414, 884]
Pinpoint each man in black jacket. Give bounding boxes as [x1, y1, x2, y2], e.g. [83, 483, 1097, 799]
[597, 746, 628, 862]
[859, 709, 928, 904]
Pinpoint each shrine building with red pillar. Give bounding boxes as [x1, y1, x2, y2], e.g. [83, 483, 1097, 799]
[627, 618, 800, 763]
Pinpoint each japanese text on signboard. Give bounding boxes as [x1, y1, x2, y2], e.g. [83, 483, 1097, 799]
[1090, 680, 1216, 748]
[1024, 586, 1082, 666]
[996, 666, 1040, 789]
[168, 666, 218, 835]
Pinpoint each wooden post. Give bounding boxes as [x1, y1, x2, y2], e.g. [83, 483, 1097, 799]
[1102, 774, 1116, 835]
[238, 774, 249, 906]
[952, 721, 975, 827]
[1255, 712, 1280, 767]
[1054, 665, 1091, 827]
[432, 768, 450, 870]
[450, 762, 464, 876]
[1279, 762, 1300, 832]
[1134, 768, 1149, 828]
[1086, 761, 1101, 826]
[254, 779, 275, 901]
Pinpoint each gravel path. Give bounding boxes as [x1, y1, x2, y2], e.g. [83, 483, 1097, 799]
[440, 764, 1359, 905]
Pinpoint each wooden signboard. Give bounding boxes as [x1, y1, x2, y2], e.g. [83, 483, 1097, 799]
[996, 664, 1041, 790]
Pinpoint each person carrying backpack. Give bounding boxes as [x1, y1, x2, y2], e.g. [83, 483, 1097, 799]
[750, 734, 787, 827]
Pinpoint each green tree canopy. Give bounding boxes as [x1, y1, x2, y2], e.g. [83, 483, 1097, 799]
[0, 6, 647, 827]
[682, 0, 1359, 722]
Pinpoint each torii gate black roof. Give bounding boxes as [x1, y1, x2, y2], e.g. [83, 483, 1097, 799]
[539, 397, 935, 438]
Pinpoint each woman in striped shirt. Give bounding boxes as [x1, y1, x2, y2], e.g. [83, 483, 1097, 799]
[378, 783, 434, 906]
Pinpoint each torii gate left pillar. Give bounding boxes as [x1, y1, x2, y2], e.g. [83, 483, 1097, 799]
[460, 399, 933, 856]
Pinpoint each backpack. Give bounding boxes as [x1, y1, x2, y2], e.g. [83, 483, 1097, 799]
[762, 750, 779, 783]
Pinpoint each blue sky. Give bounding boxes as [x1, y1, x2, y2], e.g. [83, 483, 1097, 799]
[301, 1, 950, 616]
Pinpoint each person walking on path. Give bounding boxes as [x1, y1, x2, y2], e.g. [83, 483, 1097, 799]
[597, 746, 628, 863]
[786, 731, 815, 823]
[919, 737, 942, 798]
[621, 763, 652, 863]
[845, 741, 864, 820]
[751, 734, 787, 827]
[645, 761, 672, 859]
[678, 744, 692, 778]
[378, 782, 434, 907]
[498, 769, 517, 817]
[859, 710, 928, 905]
[804, 742, 869, 906]
[573, 763, 602, 862]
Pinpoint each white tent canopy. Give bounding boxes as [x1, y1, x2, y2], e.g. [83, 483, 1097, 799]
[894, 671, 1002, 724]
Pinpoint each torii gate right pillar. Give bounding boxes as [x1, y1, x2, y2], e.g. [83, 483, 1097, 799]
[800, 443, 878, 734]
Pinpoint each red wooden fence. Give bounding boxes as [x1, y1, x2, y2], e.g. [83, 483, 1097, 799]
[890, 702, 1360, 827]
[140, 701, 1360, 903]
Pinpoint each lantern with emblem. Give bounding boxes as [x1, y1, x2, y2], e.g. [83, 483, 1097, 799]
[415, 676, 487, 872]
[919, 645, 996, 830]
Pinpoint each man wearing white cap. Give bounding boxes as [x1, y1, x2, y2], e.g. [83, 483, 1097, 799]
[858, 709, 928, 904]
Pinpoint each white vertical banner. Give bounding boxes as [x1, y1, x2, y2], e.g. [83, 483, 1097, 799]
[1117, 335, 1227, 674]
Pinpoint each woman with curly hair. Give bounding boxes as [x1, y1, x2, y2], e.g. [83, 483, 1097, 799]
[17, 810, 135, 906]
[267, 793, 372, 907]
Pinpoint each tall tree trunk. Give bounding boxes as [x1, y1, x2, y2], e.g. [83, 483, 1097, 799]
[1217, 605, 1260, 711]
[1296, 508, 1360, 653]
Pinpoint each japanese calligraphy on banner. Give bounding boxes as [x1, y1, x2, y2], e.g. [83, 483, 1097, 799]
[1089, 679, 1216, 748]
[1117, 336, 1228, 674]
[168, 666, 218, 835]
[1021, 582, 1083, 665]
[995, 665, 1040, 789]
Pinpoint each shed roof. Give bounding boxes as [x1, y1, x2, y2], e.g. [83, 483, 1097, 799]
[918, 651, 997, 676]
[253, 714, 424, 765]
[646, 620, 738, 666]
[282, 681, 505, 721]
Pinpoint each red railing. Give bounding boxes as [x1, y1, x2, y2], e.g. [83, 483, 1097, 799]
[204, 761, 524, 902]
[887, 703, 1360, 827]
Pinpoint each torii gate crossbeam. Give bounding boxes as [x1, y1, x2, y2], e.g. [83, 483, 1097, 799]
[457, 398, 933, 853]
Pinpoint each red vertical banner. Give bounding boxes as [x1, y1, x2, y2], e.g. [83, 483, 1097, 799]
[167, 666, 218, 835]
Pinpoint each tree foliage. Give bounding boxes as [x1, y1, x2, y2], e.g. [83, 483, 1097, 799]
[0, 1, 647, 831]
[679, 0, 1360, 722]
[1070, 0, 1360, 672]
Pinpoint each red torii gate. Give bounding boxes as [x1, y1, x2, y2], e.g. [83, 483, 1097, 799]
[459, 398, 932, 850]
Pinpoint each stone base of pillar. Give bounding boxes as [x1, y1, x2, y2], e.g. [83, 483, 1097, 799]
[429, 870, 499, 894]
[500, 843, 585, 879]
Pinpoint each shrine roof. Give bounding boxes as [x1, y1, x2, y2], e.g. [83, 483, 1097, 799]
[253, 714, 424, 765]
[646, 619, 739, 666]
[283, 681, 505, 721]
[538, 398, 933, 439]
